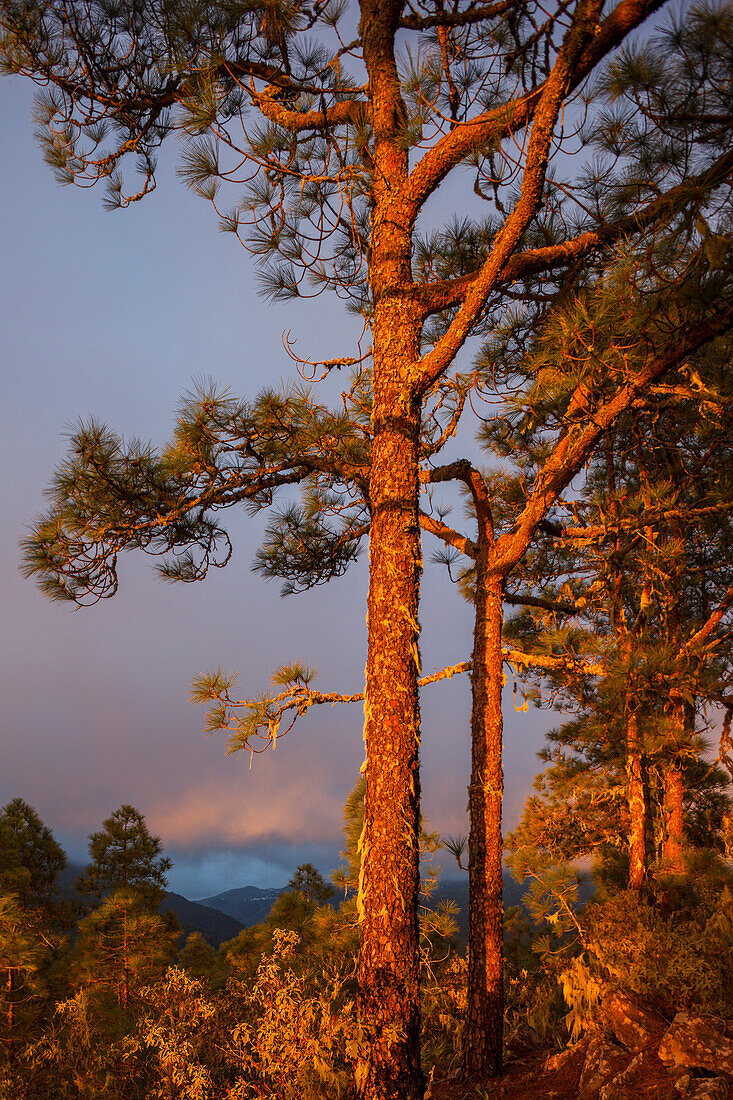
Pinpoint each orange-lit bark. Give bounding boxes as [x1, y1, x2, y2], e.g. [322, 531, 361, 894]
[662, 763, 685, 874]
[357, 3, 423, 1096]
[122, 901, 129, 1010]
[6, 968, 12, 1036]
[626, 709, 648, 895]
[465, 563, 505, 1078]
[448, 467, 505, 1079]
[661, 694, 688, 873]
[359, 313, 423, 1100]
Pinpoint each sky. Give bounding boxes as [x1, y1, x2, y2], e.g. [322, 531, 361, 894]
[0, 75, 556, 900]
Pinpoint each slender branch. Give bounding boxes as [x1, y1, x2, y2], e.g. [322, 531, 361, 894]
[414, 146, 733, 317]
[400, 1, 516, 30]
[679, 584, 733, 659]
[504, 593, 579, 615]
[402, 0, 665, 224]
[413, 0, 606, 394]
[555, 500, 733, 544]
[419, 511, 477, 558]
[248, 89, 366, 132]
[207, 649, 603, 754]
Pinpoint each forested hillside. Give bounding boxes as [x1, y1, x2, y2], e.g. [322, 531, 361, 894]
[2, 773, 732, 1098]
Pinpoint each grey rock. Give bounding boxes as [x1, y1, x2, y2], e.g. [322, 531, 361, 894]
[686, 1079, 730, 1100]
[504, 1020, 544, 1061]
[672, 1073, 729, 1098]
[598, 1051, 660, 1100]
[579, 1035, 630, 1098]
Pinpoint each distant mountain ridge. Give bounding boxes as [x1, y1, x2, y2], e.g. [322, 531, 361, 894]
[195, 875, 529, 945]
[53, 864, 546, 950]
[196, 885, 285, 927]
[55, 861, 245, 948]
[162, 893, 244, 947]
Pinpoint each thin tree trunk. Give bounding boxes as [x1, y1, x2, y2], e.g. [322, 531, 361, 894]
[122, 902, 129, 1010]
[660, 662, 690, 872]
[465, 566, 505, 1079]
[626, 710, 648, 895]
[6, 967, 15, 1066]
[662, 764, 685, 873]
[459, 467, 505, 1079]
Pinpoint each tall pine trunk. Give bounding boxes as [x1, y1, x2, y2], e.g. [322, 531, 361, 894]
[465, 564, 505, 1078]
[358, 306, 423, 1099]
[357, 3, 424, 1095]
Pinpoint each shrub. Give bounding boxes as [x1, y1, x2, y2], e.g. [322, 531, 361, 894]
[227, 929, 358, 1100]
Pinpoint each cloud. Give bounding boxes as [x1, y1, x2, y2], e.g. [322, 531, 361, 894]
[152, 762, 344, 849]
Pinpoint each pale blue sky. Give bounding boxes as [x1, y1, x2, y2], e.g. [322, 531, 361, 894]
[1, 75, 552, 899]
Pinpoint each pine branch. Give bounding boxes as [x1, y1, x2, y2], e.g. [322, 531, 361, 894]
[402, 0, 665, 224]
[414, 146, 733, 318]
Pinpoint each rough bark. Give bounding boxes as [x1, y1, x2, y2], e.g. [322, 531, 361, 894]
[358, 324, 423, 1100]
[626, 710, 648, 895]
[122, 902, 129, 1010]
[357, 5, 423, 1095]
[6, 968, 13, 1034]
[465, 558, 505, 1079]
[6, 967, 14, 1065]
[662, 764, 685, 873]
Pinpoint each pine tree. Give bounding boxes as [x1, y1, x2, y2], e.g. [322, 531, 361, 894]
[177, 931, 217, 983]
[0, 801, 68, 1069]
[76, 804, 171, 910]
[287, 863, 335, 910]
[72, 888, 176, 1011]
[503, 337, 733, 895]
[20, 236, 733, 1079]
[74, 806, 175, 1011]
[0, 894, 47, 1066]
[0, 798, 67, 920]
[7, 1, 733, 1092]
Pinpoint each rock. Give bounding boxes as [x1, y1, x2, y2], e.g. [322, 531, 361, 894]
[541, 1038, 589, 1073]
[543, 1038, 587, 1087]
[578, 1035, 630, 1098]
[597, 1051, 669, 1100]
[600, 989, 667, 1053]
[659, 1013, 733, 1077]
[686, 1080, 730, 1100]
[504, 1020, 544, 1061]
[672, 1071, 730, 1098]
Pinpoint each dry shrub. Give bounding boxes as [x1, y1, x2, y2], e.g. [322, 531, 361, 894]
[558, 878, 733, 1040]
[227, 929, 358, 1100]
